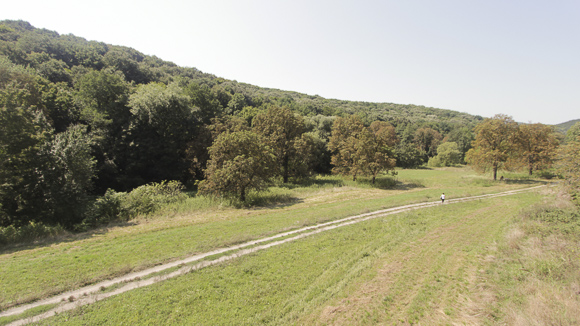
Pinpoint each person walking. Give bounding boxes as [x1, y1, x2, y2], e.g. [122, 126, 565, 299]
[440, 193, 445, 203]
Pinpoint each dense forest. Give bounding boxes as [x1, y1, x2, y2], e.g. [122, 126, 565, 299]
[1, 20, 576, 237]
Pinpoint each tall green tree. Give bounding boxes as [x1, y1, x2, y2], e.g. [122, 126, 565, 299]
[186, 116, 250, 181]
[358, 121, 398, 184]
[0, 56, 44, 110]
[0, 106, 50, 226]
[394, 142, 425, 168]
[199, 131, 275, 202]
[74, 69, 131, 191]
[184, 82, 222, 125]
[39, 125, 96, 226]
[556, 137, 580, 198]
[303, 115, 335, 174]
[125, 82, 197, 187]
[328, 115, 365, 181]
[516, 123, 559, 175]
[102, 47, 149, 84]
[252, 106, 306, 183]
[446, 126, 474, 162]
[466, 114, 518, 180]
[0, 58, 53, 226]
[428, 142, 462, 167]
[74, 69, 130, 130]
[413, 127, 442, 159]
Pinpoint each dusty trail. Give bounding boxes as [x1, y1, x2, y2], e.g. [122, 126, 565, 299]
[1, 185, 545, 325]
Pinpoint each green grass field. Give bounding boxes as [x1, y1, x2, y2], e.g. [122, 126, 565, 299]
[3, 166, 577, 325]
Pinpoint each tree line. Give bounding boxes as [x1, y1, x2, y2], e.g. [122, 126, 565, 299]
[0, 20, 577, 234]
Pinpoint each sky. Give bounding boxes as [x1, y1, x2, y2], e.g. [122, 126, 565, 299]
[3, 0, 579, 124]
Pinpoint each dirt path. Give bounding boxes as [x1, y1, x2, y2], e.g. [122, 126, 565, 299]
[1, 185, 545, 325]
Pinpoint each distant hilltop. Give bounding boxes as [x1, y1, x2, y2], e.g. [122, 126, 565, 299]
[554, 119, 580, 134]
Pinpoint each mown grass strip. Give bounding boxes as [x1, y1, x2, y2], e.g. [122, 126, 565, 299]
[32, 193, 541, 325]
[0, 168, 547, 311]
[5, 188, 543, 324]
[1, 185, 541, 318]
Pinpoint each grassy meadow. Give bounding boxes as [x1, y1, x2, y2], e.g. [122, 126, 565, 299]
[2, 166, 577, 325]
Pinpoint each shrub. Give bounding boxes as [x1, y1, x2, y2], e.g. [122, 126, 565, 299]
[78, 189, 126, 230]
[427, 156, 443, 167]
[0, 221, 67, 245]
[119, 180, 187, 220]
[79, 181, 187, 230]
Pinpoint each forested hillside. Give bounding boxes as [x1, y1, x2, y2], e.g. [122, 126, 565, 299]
[555, 119, 580, 134]
[2, 20, 564, 233]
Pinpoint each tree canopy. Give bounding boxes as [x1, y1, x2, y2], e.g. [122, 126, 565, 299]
[199, 131, 275, 202]
[252, 106, 306, 183]
[465, 114, 518, 180]
[0, 19, 570, 231]
[516, 123, 558, 175]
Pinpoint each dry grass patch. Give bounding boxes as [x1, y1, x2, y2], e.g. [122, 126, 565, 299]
[463, 188, 580, 325]
[297, 198, 531, 325]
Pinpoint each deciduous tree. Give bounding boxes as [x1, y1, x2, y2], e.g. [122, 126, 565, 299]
[555, 136, 580, 200]
[429, 142, 462, 167]
[328, 115, 365, 181]
[413, 127, 442, 158]
[359, 121, 398, 183]
[516, 123, 558, 175]
[446, 126, 474, 162]
[125, 82, 197, 187]
[465, 114, 518, 180]
[0, 106, 50, 226]
[252, 106, 306, 183]
[199, 131, 275, 202]
[39, 125, 96, 226]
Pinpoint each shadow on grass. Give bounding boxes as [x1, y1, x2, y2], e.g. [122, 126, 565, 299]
[395, 180, 427, 190]
[0, 220, 138, 255]
[275, 178, 345, 189]
[356, 176, 427, 191]
[357, 177, 398, 190]
[233, 193, 304, 209]
[502, 179, 548, 185]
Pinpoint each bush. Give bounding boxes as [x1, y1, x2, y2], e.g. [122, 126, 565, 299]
[79, 181, 188, 230]
[0, 221, 67, 246]
[536, 170, 556, 180]
[78, 189, 125, 230]
[428, 142, 462, 167]
[119, 180, 187, 219]
[427, 156, 443, 167]
[394, 143, 425, 168]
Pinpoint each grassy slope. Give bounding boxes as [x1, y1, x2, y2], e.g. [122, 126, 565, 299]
[0, 167, 555, 324]
[34, 192, 540, 325]
[0, 168, 541, 309]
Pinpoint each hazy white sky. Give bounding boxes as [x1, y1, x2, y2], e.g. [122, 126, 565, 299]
[3, 0, 579, 124]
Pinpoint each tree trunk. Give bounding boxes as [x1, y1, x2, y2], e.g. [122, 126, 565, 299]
[283, 154, 289, 183]
[240, 187, 246, 202]
[372, 175, 376, 184]
[493, 165, 498, 180]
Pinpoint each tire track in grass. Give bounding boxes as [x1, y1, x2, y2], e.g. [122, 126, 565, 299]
[1, 185, 545, 325]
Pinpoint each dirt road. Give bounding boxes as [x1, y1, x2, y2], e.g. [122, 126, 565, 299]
[1, 185, 545, 325]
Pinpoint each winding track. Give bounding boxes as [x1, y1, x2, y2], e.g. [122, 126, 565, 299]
[1, 185, 546, 325]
